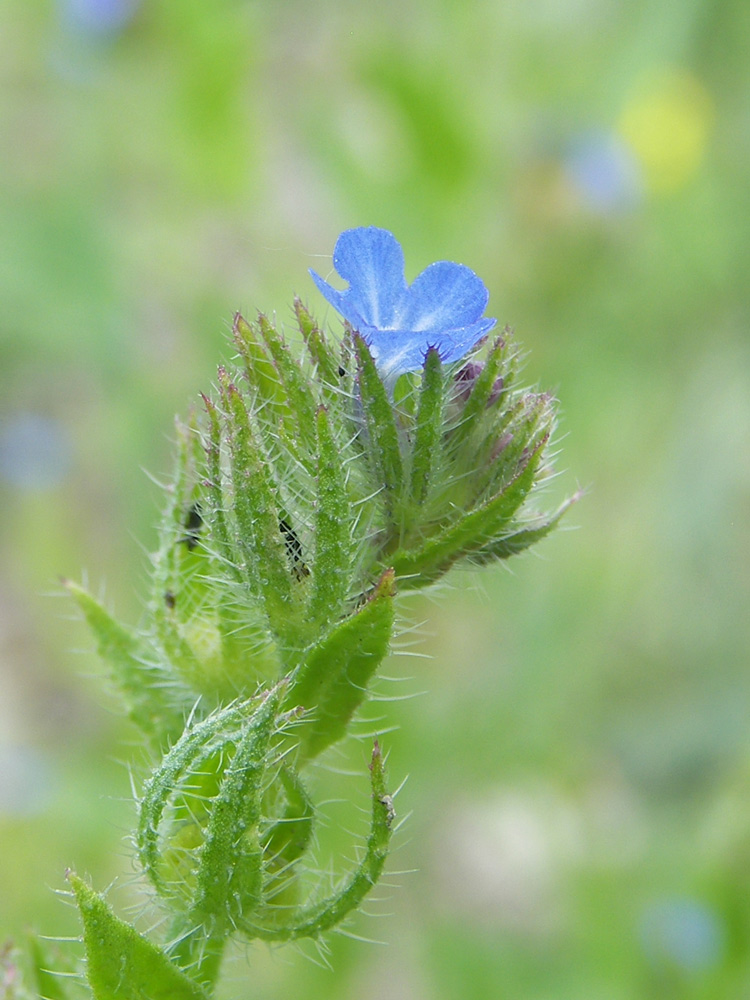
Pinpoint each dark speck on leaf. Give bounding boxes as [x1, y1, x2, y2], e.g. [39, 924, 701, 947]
[279, 516, 309, 579]
[181, 503, 203, 550]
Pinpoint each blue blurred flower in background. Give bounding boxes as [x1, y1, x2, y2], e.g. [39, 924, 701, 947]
[310, 227, 496, 377]
[565, 131, 641, 214]
[60, 0, 140, 36]
[640, 897, 725, 973]
[0, 414, 71, 491]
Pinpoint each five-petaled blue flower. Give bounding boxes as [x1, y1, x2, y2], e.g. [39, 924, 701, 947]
[310, 227, 496, 377]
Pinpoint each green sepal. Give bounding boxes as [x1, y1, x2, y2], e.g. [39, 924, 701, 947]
[199, 392, 236, 575]
[408, 347, 444, 507]
[295, 297, 340, 392]
[218, 369, 296, 640]
[147, 416, 220, 699]
[137, 698, 259, 899]
[478, 392, 553, 500]
[308, 405, 353, 627]
[232, 312, 290, 429]
[69, 874, 209, 1000]
[256, 313, 318, 458]
[286, 568, 396, 762]
[246, 741, 393, 941]
[448, 335, 509, 448]
[391, 432, 551, 588]
[64, 579, 186, 749]
[353, 335, 404, 522]
[188, 688, 279, 928]
[474, 491, 582, 563]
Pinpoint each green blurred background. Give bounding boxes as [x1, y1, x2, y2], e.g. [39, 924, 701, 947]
[1, 1, 749, 997]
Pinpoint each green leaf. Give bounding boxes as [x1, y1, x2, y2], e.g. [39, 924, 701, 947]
[308, 405, 352, 626]
[391, 433, 551, 588]
[295, 298, 340, 392]
[69, 874, 209, 1000]
[286, 568, 396, 761]
[137, 699, 256, 897]
[232, 312, 289, 426]
[219, 369, 295, 639]
[246, 741, 393, 940]
[447, 335, 508, 449]
[474, 491, 582, 563]
[64, 580, 185, 749]
[409, 347, 445, 507]
[26, 934, 74, 1000]
[257, 313, 318, 457]
[354, 335, 404, 522]
[189, 689, 278, 927]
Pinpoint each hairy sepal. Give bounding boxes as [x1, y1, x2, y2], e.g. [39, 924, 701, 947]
[286, 569, 396, 762]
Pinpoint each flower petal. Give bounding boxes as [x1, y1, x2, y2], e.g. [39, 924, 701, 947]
[322, 227, 408, 329]
[310, 228, 497, 376]
[429, 318, 497, 364]
[395, 260, 490, 333]
[362, 318, 495, 377]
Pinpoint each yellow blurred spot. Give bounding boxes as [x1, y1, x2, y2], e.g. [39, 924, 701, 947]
[618, 70, 712, 194]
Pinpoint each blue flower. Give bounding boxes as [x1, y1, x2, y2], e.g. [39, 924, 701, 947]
[310, 227, 496, 376]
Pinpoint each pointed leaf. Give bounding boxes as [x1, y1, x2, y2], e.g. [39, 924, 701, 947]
[287, 569, 396, 761]
[246, 741, 393, 940]
[474, 492, 582, 563]
[391, 434, 550, 588]
[295, 298, 340, 390]
[188, 689, 278, 927]
[409, 347, 444, 506]
[65, 580, 185, 748]
[219, 370, 294, 637]
[354, 335, 404, 521]
[257, 313, 318, 456]
[308, 405, 352, 625]
[69, 875, 209, 1000]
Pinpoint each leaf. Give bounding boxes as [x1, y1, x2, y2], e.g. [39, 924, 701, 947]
[286, 569, 396, 761]
[69, 875, 209, 1000]
[64, 580, 186, 749]
[257, 313, 318, 457]
[409, 346, 444, 506]
[354, 335, 404, 522]
[246, 741, 393, 940]
[295, 298, 340, 392]
[219, 370, 294, 638]
[308, 405, 353, 626]
[474, 491, 582, 563]
[188, 689, 278, 928]
[391, 433, 551, 588]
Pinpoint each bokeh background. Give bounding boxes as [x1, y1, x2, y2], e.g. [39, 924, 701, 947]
[1, 1, 749, 997]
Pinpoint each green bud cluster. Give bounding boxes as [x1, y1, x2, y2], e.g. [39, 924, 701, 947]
[53, 301, 575, 998]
